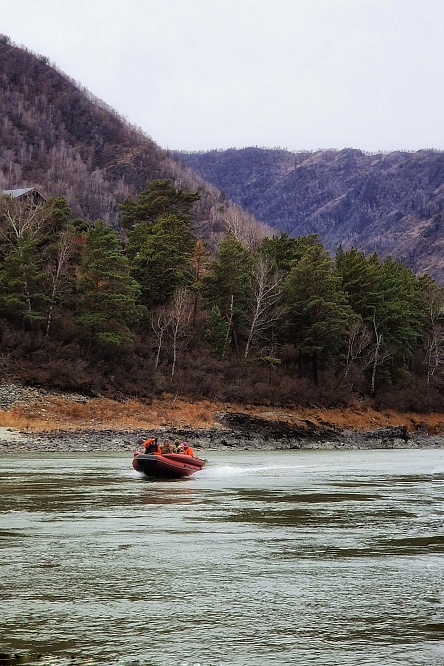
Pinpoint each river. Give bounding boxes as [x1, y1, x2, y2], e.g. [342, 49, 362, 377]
[1, 449, 444, 666]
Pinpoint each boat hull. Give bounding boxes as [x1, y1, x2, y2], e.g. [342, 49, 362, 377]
[132, 452, 206, 479]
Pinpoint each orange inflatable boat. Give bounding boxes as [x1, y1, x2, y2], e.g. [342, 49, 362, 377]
[132, 451, 206, 479]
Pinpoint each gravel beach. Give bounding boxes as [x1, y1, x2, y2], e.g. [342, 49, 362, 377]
[1, 383, 444, 453]
[1, 424, 444, 453]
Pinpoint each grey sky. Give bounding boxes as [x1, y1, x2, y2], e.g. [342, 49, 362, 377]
[2, 0, 444, 152]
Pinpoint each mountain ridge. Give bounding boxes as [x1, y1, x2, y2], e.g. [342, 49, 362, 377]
[177, 146, 444, 281]
[3, 35, 443, 280]
[0, 36, 271, 246]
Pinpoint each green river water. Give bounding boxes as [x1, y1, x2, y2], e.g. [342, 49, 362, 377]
[1, 448, 444, 666]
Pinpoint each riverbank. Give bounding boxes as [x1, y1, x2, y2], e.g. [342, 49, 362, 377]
[1, 383, 444, 452]
[1, 426, 443, 454]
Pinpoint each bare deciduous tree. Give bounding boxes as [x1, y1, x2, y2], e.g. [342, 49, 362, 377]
[244, 256, 283, 358]
[258, 344, 283, 385]
[151, 305, 172, 369]
[0, 195, 56, 316]
[224, 206, 272, 250]
[167, 286, 193, 380]
[424, 326, 444, 385]
[191, 239, 208, 324]
[45, 227, 76, 337]
[335, 319, 372, 388]
[362, 310, 392, 396]
[0, 195, 53, 245]
[423, 286, 444, 385]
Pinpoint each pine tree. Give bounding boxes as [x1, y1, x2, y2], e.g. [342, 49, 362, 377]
[375, 257, 429, 376]
[0, 237, 47, 326]
[0, 193, 61, 328]
[201, 233, 253, 354]
[259, 233, 322, 275]
[119, 179, 200, 229]
[122, 181, 200, 312]
[76, 220, 143, 347]
[335, 245, 379, 319]
[337, 247, 430, 391]
[205, 305, 230, 360]
[127, 213, 196, 310]
[283, 244, 353, 384]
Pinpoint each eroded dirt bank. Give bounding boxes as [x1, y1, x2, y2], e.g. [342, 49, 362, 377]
[1, 384, 444, 452]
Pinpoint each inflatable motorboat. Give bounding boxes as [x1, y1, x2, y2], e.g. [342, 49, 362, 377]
[132, 451, 206, 479]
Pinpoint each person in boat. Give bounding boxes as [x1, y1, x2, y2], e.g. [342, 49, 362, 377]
[182, 442, 194, 457]
[144, 437, 161, 454]
[161, 439, 174, 453]
[173, 438, 182, 452]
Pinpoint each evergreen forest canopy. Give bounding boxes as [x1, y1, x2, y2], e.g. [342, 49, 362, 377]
[1, 180, 444, 413]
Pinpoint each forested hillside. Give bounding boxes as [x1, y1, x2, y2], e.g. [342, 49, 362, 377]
[0, 36, 270, 246]
[2, 36, 444, 411]
[1, 179, 444, 412]
[177, 147, 444, 282]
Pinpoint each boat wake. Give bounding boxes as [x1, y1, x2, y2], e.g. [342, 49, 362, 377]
[203, 463, 304, 477]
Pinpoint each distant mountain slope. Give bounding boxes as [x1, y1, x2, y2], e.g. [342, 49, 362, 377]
[0, 37, 271, 245]
[177, 147, 444, 282]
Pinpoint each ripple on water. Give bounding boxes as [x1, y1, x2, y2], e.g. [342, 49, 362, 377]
[1, 449, 444, 666]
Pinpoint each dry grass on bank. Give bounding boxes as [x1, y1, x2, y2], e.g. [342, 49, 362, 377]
[0, 396, 215, 432]
[1, 392, 444, 434]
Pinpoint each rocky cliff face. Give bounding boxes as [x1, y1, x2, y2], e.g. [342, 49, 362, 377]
[177, 147, 444, 282]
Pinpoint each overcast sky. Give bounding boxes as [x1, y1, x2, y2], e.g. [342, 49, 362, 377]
[2, 0, 444, 153]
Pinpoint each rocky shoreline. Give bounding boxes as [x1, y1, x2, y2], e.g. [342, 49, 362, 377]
[1, 383, 444, 453]
[1, 418, 443, 453]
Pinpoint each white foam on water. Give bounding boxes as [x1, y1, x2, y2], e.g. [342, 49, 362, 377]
[202, 463, 304, 477]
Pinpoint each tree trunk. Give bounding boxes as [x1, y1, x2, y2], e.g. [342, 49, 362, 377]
[312, 351, 318, 386]
[370, 343, 379, 396]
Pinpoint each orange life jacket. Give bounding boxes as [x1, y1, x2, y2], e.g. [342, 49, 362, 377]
[184, 446, 194, 457]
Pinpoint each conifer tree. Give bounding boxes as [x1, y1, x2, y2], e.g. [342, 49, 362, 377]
[283, 244, 353, 384]
[0, 193, 58, 327]
[337, 247, 429, 390]
[76, 220, 143, 347]
[201, 233, 253, 354]
[374, 257, 428, 377]
[205, 305, 230, 360]
[335, 245, 379, 319]
[0, 237, 47, 326]
[128, 213, 196, 310]
[119, 179, 200, 229]
[259, 233, 322, 275]
[122, 180, 200, 312]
